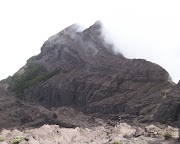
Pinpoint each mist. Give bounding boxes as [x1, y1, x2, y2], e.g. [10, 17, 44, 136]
[101, 18, 180, 83]
[0, 0, 180, 83]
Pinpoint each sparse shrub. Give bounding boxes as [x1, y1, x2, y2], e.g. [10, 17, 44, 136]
[163, 131, 172, 140]
[0, 136, 5, 142]
[11, 136, 24, 144]
[114, 141, 123, 144]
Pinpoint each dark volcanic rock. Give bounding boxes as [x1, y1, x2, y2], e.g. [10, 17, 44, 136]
[154, 81, 180, 125]
[2, 21, 176, 125]
[0, 84, 81, 129]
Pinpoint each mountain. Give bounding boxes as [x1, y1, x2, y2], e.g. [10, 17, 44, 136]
[1, 21, 180, 128]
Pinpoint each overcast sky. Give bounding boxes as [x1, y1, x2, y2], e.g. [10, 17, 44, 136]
[0, 0, 180, 83]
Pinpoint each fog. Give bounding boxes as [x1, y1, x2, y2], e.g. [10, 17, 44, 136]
[0, 0, 180, 83]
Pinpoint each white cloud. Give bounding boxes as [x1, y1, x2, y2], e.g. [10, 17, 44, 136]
[0, 0, 180, 83]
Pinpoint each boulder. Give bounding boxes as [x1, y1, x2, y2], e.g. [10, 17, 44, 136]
[145, 125, 162, 137]
[135, 127, 144, 137]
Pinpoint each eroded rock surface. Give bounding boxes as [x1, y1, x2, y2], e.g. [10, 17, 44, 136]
[0, 84, 91, 130]
[155, 81, 180, 126]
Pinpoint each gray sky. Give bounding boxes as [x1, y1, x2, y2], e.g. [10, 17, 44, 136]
[0, 0, 180, 83]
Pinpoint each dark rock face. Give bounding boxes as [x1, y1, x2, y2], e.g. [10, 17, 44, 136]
[0, 84, 79, 129]
[12, 21, 173, 122]
[154, 82, 180, 126]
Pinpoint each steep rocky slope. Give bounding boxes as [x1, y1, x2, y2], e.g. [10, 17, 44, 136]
[1, 21, 179, 127]
[0, 83, 56, 129]
[155, 81, 180, 125]
[0, 84, 88, 130]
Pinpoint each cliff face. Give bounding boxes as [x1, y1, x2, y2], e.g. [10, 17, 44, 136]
[3, 21, 178, 125]
[155, 81, 180, 125]
[0, 83, 56, 129]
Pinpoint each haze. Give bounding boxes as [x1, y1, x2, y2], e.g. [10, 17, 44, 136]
[0, 0, 180, 83]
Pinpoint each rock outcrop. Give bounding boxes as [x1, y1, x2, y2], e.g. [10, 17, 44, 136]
[0, 84, 84, 129]
[155, 81, 180, 126]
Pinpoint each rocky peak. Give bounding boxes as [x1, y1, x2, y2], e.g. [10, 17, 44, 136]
[84, 20, 102, 36]
[41, 23, 81, 54]
[92, 20, 102, 30]
[35, 21, 123, 72]
[41, 20, 105, 53]
[177, 81, 180, 86]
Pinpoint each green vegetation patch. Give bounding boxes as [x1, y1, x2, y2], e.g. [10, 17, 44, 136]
[114, 141, 123, 144]
[0, 136, 5, 142]
[6, 63, 60, 95]
[11, 136, 24, 144]
[163, 131, 172, 140]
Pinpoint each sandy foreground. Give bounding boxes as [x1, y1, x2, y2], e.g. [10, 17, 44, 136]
[0, 121, 180, 144]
